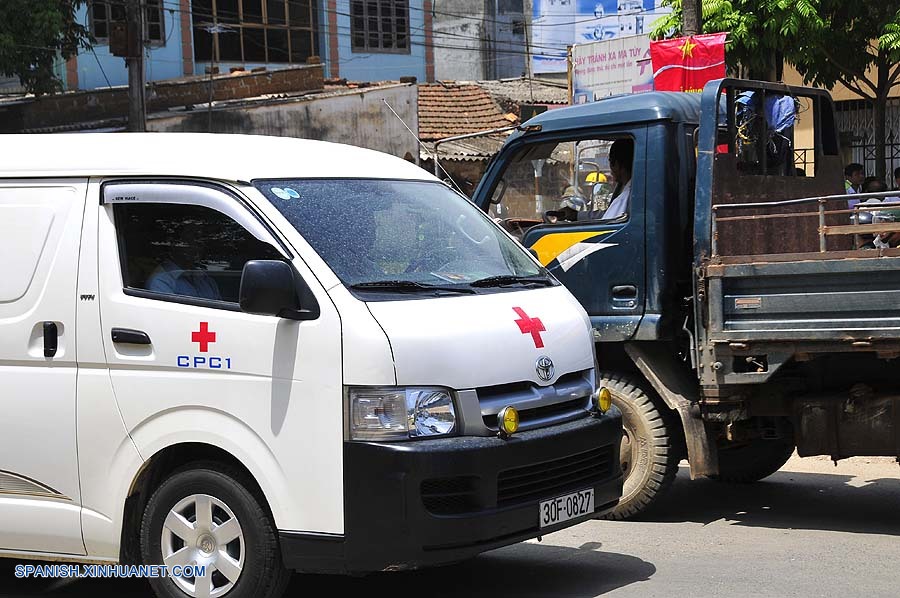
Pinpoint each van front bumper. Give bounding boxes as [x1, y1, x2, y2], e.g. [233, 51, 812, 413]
[278, 411, 623, 573]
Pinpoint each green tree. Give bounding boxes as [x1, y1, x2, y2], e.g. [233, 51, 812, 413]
[793, 3, 900, 179]
[651, 0, 819, 80]
[0, 0, 90, 95]
[653, 2, 900, 180]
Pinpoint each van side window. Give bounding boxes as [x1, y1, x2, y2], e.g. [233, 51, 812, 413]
[113, 203, 282, 304]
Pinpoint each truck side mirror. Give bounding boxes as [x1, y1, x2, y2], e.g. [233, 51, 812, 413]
[239, 260, 307, 320]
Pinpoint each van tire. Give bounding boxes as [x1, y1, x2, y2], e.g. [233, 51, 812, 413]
[140, 464, 291, 598]
[710, 438, 795, 483]
[598, 372, 680, 520]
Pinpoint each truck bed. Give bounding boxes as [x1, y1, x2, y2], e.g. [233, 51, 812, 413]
[705, 253, 900, 343]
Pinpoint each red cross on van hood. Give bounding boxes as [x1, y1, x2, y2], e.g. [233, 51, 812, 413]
[363, 286, 595, 389]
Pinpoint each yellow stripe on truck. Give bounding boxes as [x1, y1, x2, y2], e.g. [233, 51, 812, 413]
[529, 230, 614, 266]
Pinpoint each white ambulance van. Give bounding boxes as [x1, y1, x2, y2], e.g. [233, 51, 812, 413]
[0, 134, 622, 598]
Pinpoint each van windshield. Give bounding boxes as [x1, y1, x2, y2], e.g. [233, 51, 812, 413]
[254, 179, 548, 292]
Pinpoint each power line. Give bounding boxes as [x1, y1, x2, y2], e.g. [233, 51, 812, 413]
[99, 0, 646, 56]
[15, 1, 667, 84]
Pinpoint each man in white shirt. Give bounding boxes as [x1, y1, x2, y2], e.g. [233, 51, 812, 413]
[579, 138, 633, 221]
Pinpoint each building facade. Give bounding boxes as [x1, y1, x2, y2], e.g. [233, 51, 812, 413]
[62, 0, 434, 91]
[431, 0, 527, 82]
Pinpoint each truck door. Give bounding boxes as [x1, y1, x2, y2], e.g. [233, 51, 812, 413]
[0, 180, 87, 555]
[482, 128, 648, 340]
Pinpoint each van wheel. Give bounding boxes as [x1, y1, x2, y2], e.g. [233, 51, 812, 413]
[140, 465, 291, 598]
[598, 373, 680, 520]
[711, 438, 795, 483]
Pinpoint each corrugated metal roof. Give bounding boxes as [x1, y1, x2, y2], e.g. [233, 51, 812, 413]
[422, 136, 508, 162]
[476, 78, 569, 105]
[418, 83, 514, 141]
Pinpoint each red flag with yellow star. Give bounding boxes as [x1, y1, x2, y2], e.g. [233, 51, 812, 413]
[650, 33, 727, 92]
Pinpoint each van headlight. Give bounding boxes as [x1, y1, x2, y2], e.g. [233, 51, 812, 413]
[347, 387, 457, 441]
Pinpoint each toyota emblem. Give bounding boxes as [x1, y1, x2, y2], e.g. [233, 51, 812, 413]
[535, 356, 554, 382]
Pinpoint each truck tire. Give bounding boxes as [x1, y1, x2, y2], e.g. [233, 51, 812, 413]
[598, 372, 680, 520]
[140, 464, 291, 598]
[712, 438, 795, 483]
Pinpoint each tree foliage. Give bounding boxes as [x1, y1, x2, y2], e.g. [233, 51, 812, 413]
[652, 0, 900, 85]
[790, 2, 900, 102]
[652, 0, 818, 79]
[0, 0, 90, 95]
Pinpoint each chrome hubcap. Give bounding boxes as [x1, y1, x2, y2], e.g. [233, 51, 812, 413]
[161, 494, 244, 598]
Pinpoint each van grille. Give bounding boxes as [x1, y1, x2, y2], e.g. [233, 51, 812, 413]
[478, 370, 593, 432]
[497, 446, 615, 507]
[421, 476, 480, 515]
[482, 397, 588, 429]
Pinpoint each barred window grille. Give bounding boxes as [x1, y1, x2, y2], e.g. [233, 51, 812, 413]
[835, 99, 900, 179]
[89, 0, 165, 44]
[192, 0, 318, 64]
[350, 0, 410, 54]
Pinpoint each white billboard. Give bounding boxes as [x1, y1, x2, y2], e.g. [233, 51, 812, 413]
[571, 34, 654, 103]
[531, 0, 671, 74]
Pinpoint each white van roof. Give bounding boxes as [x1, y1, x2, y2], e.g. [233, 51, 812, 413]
[0, 133, 436, 182]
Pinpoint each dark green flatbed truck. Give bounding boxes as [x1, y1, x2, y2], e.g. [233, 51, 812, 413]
[473, 78, 900, 517]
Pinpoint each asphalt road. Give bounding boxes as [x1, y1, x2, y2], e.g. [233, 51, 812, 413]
[2, 455, 898, 598]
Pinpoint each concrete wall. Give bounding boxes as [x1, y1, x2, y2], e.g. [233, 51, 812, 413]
[492, 0, 527, 79]
[432, 0, 526, 81]
[434, 12, 490, 81]
[71, 0, 187, 90]
[148, 83, 419, 160]
[1, 65, 323, 132]
[332, 0, 429, 82]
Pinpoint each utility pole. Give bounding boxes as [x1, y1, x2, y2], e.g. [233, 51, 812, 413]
[125, 0, 146, 131]
[682, 0, 702, 36]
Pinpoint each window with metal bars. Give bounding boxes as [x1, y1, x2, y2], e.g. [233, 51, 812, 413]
[192, 0, 318, 64]
[350, 0, 410, 54]
[89, 0, 166, 44]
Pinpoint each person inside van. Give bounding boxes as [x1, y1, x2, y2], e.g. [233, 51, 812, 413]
[145, 225, 221, 300]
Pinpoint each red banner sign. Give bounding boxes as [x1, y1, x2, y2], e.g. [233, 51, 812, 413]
[650, 33, 727, 93]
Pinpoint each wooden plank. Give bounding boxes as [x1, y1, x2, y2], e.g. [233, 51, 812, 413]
[821, 223, 900, 236]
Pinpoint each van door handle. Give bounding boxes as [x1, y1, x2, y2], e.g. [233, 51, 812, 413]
[43, 321, 58, 358]
[611, 285, 638, 299]
[111, 328, 151, 345]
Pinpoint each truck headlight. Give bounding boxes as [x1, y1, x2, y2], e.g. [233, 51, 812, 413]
[348, 387, 457, 441]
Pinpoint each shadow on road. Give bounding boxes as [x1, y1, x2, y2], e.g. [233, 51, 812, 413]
[287, 542, 654, 597]
[641, 463, 900, 536]
[0, 543, 654, 597]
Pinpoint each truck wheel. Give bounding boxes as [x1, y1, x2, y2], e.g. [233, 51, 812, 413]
[599, 373, 680, 520]
[140, 464, 291, 598]
[712, 438, 795, 483]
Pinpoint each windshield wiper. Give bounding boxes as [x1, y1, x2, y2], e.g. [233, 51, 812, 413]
[469, 275, 554, 288]
[350, 280, 475, 294]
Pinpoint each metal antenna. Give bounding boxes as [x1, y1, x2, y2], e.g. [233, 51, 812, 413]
[382, 98, 466, 195]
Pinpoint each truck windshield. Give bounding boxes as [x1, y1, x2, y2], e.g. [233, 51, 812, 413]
[254, 179, 546, 290]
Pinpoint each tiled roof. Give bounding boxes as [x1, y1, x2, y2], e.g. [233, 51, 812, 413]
[418, 83, 515, 141]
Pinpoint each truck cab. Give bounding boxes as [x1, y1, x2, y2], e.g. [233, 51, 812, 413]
[474, 79, 900, 518]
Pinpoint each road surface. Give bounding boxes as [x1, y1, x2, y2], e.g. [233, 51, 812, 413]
[2, 455, 898, 597]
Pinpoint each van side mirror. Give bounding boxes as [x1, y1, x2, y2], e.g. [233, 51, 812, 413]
[239, 260, 307, 320]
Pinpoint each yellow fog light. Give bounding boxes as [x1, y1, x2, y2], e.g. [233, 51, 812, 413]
[498, 406, 519, 438]
[593, 387, 612, 414]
